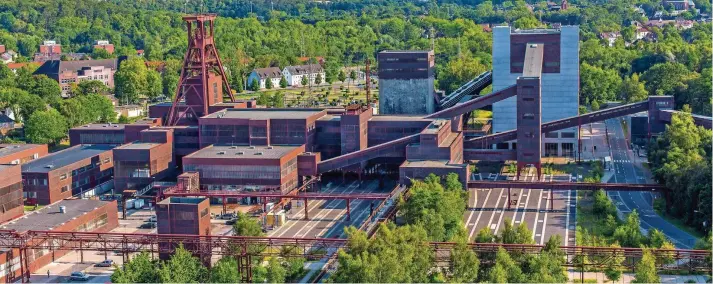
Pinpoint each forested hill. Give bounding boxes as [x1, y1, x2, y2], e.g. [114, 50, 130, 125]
[0, 0, 710, 114]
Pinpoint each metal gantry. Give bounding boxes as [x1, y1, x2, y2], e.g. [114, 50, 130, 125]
[0, 230, 708, 283]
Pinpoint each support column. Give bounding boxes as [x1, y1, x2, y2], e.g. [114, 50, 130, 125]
[304, 198, 309, 220]
[346, 199, 351, 221]
[222, 197, 227, 215]
[507, 186, 512, 210]
[80, 239, 84, 263]
[550, 188, 554, 211]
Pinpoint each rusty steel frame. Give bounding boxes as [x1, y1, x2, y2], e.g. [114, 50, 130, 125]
[467, 180, 666, 191]
[317, 133, 421, 173]
[1, 230, 708, 283]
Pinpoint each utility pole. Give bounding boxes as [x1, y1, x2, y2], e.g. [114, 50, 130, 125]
[365, 58, 371, 107]
[430, 27, 435, 51]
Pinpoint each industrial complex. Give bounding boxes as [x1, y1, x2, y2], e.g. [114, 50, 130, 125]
[0, 13, 710, 283]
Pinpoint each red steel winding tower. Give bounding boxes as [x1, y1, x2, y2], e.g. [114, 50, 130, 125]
[166, 14, 235, 126]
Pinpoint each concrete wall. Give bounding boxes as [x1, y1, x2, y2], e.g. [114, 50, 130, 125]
[378, 77, 435, 115]
[492, 26, 579, 156]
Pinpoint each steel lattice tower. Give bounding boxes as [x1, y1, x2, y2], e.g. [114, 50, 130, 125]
[166, 14, 234, 126]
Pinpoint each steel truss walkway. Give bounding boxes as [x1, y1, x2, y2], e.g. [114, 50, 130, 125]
[438, 71, 493, 109]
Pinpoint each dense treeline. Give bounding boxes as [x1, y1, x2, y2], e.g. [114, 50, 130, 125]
[649, 108, 712, 235]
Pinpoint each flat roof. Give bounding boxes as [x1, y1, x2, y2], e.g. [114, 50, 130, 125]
[22, 144, 116, 173]
[186, 145, 301, 159]
[0, 144, 43, 158]
[369, 115, 432, 122]
[116, 142, 161, 150]
[0, 164, 18, 171]
[159, 197, 207, 205]
[0, 199, 112, 232]
[522, 43, 544, 77]
[203, 109, 324, 120]
[401, 160, 466, 168]
[72, 123, 126, 130]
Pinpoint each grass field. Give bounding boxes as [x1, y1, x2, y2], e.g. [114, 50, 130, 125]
[235, 82, 376, 107]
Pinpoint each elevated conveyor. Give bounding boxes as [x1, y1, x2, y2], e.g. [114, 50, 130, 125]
[659, 109, 712, 129]
[427, 84, 517, 119]
[317, 133, 421, 173]
[464, 100, 650, 149]
[438, 71, 493, 109]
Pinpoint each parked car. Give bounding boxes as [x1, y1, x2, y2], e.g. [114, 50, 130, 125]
[69, 271, 89, 281]
[219, 213, 236, 220]
[139, 222, 156, 229]
[147, 216, 157, 222]
[95, 259, 113, 267]
[226, 218, 237, 225]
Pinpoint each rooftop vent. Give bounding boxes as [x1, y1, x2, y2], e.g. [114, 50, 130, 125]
[230, 146, 238, 149]
[266, 146, 274, 150]
[236, 152, 244, 155]
[254, 152, 263, 156]
[102, 125, 107, 128]
[113, 125, 118, 128]
[217, 151, 226, 155]
[45, 165, 54, 169]
[82, 125, 89, 128]
[530, 44, 538, 48]
[248, 146, 255, 149]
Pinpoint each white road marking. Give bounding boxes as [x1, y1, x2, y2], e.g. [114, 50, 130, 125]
[293, 181, 362, 238]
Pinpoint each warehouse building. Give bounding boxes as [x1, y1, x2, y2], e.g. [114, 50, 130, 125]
[21, 144, 116, 205]
[0, 165, 23, 224]
[0, 144, 48, 165]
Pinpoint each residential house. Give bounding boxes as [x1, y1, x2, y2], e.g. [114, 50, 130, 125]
[663, 0, 695, 12]
[0, 114, 14, 136]
[93, 40, 115, 54]
[0, 45, 4, 54]
[599, 32, 621, 47]
[342, 66, 366, 81]
[34, 59, 119, 97]
[247, 67, 283, 89]
[547, 0, 568, 11]
[646, 18, 695, 29]
[0, 52, 14, 64]
[282, 64, 325, 87]
[114, 105, 145, 119]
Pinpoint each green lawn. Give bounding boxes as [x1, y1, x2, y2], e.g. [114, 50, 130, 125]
[24, 205, 43, 212]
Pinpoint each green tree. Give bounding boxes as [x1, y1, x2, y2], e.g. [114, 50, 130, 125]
[272, 92, 285, 108]
[300, 75, 308, 87]
[92, 48, 112, 59]
[115, 57, 148, 104]
[145, 69, 162, 101]
[315, 73, 322, 85]
[437, 56, 488, 95]
[25, 109, 67, 145]
[338, 69, 346, 83]
[249, 78, 260, 91]
[641, 62, 691, 97]
[580, 62, 622, 106]
[618, 73, 648, 103]
[158, 244, 208, 283]
[487, 247, 522, 283]
[279, 76, 288, 88]
[474, 227, 496, 243]
[111, 252, 160, 283]
[449, 238, 479, 282]
[265, 77, 274, 89]
[613, 210, 644, 247]
[0, 63, 14, 87]
[233, 212, 264, 237]
[632, 250, 660, 283]
[74, 80, 109, 96]
[499, 219, 534, 244]
[31, 75, 61, 104]
[210, 257, 240, 283]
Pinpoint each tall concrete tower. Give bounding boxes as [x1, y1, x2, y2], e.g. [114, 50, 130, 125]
[377, 50, 435, 115]
[492, 26, 579, 157]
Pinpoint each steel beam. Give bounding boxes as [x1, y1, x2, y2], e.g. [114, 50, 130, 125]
[427, 84, 517, 119]
[317, 133, 420, 173]
[467, 180, 666, 191]
[659, 109, 712, 129]
[163, 191, 390, 200]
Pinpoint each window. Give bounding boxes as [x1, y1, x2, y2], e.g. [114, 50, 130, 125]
[61, 185, 69, 193]
[561, 132, 576, 138]
[60, 173, 67, 180]
[522, 113, 535, 119]
[103, 158, 110, 164]
[545, 132, 558, 138]
[522, 97, 535, 102]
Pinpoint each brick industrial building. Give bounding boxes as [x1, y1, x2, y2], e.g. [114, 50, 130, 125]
[378, 50, 436, 115]
[113, 128, 175, 192]
[0, 165, 23, 224]
[156, 197, 210, 262]
[183, 145, 304, 197]
[491, 26, 580, 157]
[0, 199, 118, 282]
[0, 144, 48, 165]
[21, 144, 116, 205]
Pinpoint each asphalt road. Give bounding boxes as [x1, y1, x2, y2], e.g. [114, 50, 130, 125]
[464, 170, 576, 245]
[268, 180, 381, 239]
[605, 117, 699, 248]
